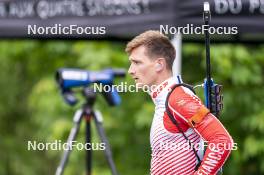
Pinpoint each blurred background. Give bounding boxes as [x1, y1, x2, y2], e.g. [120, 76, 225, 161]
[0, 0, 264, 175]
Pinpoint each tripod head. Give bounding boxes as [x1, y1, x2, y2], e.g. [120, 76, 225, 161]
[56, 68, 126, 106]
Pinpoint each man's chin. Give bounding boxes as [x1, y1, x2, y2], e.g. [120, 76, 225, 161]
[135, 81, 144, 88]
[135, 82, 150, 91]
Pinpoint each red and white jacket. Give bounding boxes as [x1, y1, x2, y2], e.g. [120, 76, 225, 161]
[149, 76, 233, 175]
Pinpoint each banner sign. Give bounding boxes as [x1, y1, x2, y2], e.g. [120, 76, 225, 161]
[0, 0, 177, 39]
[0, 0, 263, 40]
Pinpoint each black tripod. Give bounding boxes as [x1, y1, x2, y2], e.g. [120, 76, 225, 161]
[55, 87, 119, 175]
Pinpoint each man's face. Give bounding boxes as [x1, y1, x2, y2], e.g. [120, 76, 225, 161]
[128, 45, 157, 87]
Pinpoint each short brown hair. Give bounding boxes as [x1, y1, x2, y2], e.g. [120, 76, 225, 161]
[125, 30, 175, 70]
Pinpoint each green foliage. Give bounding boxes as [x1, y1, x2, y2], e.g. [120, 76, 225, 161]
[0, 40, 264, 175]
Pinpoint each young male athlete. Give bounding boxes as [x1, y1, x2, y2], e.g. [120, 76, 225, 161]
[126, 30, 234, 175]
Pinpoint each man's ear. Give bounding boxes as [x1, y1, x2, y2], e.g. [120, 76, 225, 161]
[155, 58, 166, 72]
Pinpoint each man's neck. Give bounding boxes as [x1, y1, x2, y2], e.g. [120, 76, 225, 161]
[152, 71, 173, 87]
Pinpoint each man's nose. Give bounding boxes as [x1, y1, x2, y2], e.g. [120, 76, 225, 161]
[128, 64, 135, 75]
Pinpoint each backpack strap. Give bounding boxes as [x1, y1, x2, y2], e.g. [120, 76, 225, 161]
[165, 83, 201, 171]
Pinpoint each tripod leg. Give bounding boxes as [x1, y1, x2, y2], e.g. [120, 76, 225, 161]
[55, 109, 83, 175]
[93, 111, 119, 175]
[85, 116, 92, 175]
